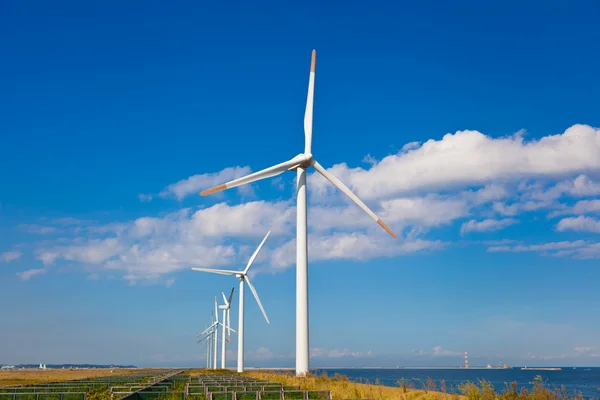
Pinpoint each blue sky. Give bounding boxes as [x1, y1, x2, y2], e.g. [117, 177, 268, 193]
[1, 0, 600, 368]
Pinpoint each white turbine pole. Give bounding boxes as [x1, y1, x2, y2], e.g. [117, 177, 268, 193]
[206, 334, 210, 368]
[221, 308, 227, 369]
[213, 328, 217, 369]
[213, 299, 218, 369]
[237, 276, 245, 373]
[296, 167, 309, 376]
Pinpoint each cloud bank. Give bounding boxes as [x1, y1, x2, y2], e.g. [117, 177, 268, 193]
[9, 124, 600, 282]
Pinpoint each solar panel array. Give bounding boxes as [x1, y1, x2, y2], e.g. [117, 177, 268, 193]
[0, 369, 174, 400]
[190, 374, 331, 400]
[0, 371, 340, 400]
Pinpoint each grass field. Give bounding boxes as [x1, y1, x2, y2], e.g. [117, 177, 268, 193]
[244, 370, 462, 400]
[0, 368, 157, 387]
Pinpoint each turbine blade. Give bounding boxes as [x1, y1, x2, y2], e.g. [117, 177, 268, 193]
[200, 155, 307, 196]
[214, 297, 219, 323]
[222, 292, 228, 306]
[227, 309, 231, 343]
[304, 50, 316, 154]
[197, 334, 211, 343]
[198, 322, 218, 336]
[191, 267, 240, 275]
[227, 287, 235, 306]
[311, 160, 397, 238]
[244, 230, 271, 274]
[245, 277, 270, 324]
[218, 322, 237, 333]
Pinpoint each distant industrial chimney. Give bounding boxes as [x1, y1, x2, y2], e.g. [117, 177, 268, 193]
[464, 351, 469, 368]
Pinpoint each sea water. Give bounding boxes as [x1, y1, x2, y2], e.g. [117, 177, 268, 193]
[314, 368, 600, 399]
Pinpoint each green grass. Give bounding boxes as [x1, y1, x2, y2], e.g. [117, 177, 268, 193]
[456, 376, 585, 400]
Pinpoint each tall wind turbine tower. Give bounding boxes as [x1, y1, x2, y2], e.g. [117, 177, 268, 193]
[199, 50, 396, 377]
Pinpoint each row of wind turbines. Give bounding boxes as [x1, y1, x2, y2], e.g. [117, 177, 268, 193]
[195, 231, 271, 372]
[193, 50, 395, 376]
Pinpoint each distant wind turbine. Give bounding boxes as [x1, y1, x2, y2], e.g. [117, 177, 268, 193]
[218, 287, 235, 368]
[198, 297, 236, 369]
[192, 230, 271, 372]
[198, 50, 396, 376]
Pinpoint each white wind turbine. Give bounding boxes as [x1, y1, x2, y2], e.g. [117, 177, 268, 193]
[198, 50, 396, 376]
[197, 312, 216, 368]
[198, 297, 236, 369]
[192, 230, 271, 372]
[197, 332, 212, 368]
[218, 287, 235, 368]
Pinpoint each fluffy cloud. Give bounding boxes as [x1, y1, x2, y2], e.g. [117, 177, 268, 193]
[17, 268, 47, 281]
[270, 234, 444, 268]
[33, 203, 294, 281]
[15, 124, 600, 281]
[460, 218, 518, 234]
[487, 240, 600, 259]
[556, 216, 600, 233]
[549, 199, 600, 217]
[38, 238, 125, 266]
[310, 124, 600, 200]
[155, 166, 252, 200]
[1, 251, 22, 263]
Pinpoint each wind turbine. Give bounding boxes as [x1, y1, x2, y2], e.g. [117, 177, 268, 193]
[219, 288, 235, 369]
[197, 333, 212, 368]
[192, 230, 271, 372]
[198, 50, 396, 376]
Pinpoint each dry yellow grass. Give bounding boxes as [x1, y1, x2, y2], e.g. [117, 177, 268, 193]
[0, 368, 157, 387]
[244, 371, 463, 400]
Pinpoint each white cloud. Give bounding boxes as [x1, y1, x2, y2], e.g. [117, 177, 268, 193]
[18, 124, 600, 281]
[487, 240, 600, 259]
[190, 201, 294, 237]
[574, 346, 599, 356]
[138, 193, 153, 202]
[381, 196, 470, 227]
[38, 238, 125, 266]
[51, 217, 88, 226]
[17, 268, 47, 281]
[559, 175, 600, 197]
[460, 218, 518, 235]
[310, 348, 372, 358]
[550, 200, 600, 217]
[18, 224, 58, 235]
[157, 166, 252, 200]
[533, 346, 600, 360]
[271, 233, 444, 269]
[254, 347, 274, 360]
[1, 251, 22, 263]
[488, 240, 587, 253]
[556, 216, 600, 233]
[33, 203, 294, 281]
[310, 124, 600, 200]
[413, 346, 461, 357]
